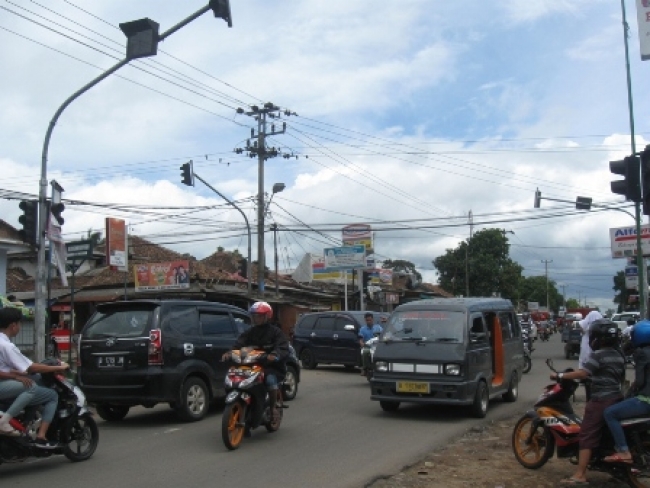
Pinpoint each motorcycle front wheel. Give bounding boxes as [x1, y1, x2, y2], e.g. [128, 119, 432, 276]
[63, 414, 99, 462]
[265, 394, 283, 433]
[511, 415, 554, 469]
[222, 400, 247, 450]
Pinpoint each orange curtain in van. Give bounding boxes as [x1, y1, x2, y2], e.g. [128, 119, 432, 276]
[491, 316, 504, 387]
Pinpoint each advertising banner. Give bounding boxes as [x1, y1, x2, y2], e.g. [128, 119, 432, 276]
[610, 224, 650, 258]
[106, 218, 127, 270]
[637, 0, 650, 60]
[134, 260, 190, 291]
[324, 245, 366, 270]
[342, 224, 373, 254]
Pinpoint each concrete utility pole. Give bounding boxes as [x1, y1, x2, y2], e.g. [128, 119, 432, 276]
[542, 259, 553, 309]
[235, 103, 292, 295]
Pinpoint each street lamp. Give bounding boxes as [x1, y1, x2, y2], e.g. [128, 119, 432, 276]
[268, 183, 285, 296]
[33, 2, 233, 361]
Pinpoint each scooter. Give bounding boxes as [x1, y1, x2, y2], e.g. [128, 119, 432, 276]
[512, 359, 650, 487]
[0, 360, 99, 465]
[221, 347, 284, 450]
[362, 336, 379, 382]
[521, 330, 533, 374]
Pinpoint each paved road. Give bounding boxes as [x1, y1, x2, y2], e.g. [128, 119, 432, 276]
[0, 332, 572, 487]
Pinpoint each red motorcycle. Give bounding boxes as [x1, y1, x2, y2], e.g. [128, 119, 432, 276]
[512, 359, 650, 487]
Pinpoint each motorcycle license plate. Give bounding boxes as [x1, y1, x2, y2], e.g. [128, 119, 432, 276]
[397, 381, 429, 393]
[98, 356, 124, 368]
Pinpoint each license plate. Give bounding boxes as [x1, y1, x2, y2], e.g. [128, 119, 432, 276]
[98, 356, 124, 368]
[397, 381, 430, 393]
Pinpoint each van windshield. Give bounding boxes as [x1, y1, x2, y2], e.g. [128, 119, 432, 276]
[384, 310, 464, 343]
[83, 309, 153, 338]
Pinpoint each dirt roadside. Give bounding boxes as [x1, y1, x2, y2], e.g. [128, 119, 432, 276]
[367, 397, 631, 488]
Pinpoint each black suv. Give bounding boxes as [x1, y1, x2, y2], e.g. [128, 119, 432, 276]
[76, 300, 300, 422]
[293, 311, 388, 369]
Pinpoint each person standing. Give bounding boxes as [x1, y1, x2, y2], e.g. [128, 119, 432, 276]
[358, 312, 383, 376]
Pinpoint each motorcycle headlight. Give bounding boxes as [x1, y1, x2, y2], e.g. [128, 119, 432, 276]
[444, 364, 461, 376]
[375, 361, 388, 372]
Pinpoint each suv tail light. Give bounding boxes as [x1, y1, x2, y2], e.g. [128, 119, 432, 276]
[148, 329, 163, 365]
[76, 337, 82, 368]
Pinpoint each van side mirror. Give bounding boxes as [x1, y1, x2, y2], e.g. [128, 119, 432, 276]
[470, 332, 486, 343]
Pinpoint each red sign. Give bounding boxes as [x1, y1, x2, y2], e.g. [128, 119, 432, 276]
[134, 260, 190, 291]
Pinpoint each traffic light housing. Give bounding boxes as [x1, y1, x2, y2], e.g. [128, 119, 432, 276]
[18, 200, 38, 246]
[610, 155, 641, 202]
[362, 271, 371, 292]
[642, 145, 650, 215]
[50, 202, 65, 225]
[180, 161, 194, 186]
[238, 258, 248, 278]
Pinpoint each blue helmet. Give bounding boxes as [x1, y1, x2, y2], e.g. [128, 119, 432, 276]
[632, 320, 650, 348]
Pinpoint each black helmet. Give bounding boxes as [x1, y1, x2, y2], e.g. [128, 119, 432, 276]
[589, 319, 620, 350]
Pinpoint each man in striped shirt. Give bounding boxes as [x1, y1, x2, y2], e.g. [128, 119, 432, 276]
[551, 319, 625, 486]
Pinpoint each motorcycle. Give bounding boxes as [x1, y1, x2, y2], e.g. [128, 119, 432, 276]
[0, 361, 99, 465]
[221, 347, 284, 450]
[362, 336, 379, 382]
[512, 359, 650, 487]
[521, 330, 533, 374]
[539, 326, 550, 342]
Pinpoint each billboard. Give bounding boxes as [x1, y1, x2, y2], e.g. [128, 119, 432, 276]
[324, 245, 366, 270]
[637, 0, 650, 60]
[134, 260, 190, 291]
[106, 218, 127, 270]
[342, 224, 373, 254]
[610, 224, 650, 258]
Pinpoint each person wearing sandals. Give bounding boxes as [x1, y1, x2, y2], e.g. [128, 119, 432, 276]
[551, 319, 625, 486]
[602, 319, 650, 465]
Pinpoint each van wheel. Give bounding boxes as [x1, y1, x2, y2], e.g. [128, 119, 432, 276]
[176, 377, 209, 422]
[380, 401, 400, 412]
[471, 381, 489, 418]
[502, 374, 518, 402]
[300, 349, 318, 369]
[95, 404, 130, 421]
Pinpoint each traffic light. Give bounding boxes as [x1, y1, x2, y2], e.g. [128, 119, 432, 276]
[180, 161, 194, 186]
[641, 145, 650, 215]
[238, 258, 248, 278]
[18, 200, 38, 246]
[362, 271, 371, 292]
[50, 202, 65, 225]
[610, 155, 641, 202]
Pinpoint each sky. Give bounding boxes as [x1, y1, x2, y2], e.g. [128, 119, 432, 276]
[0, 0, 648, 313]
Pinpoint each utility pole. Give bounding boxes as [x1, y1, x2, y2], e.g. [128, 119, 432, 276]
[542, 259, 553, 309]
[465, 210, 473, 298]
[235, 103, 293, 296]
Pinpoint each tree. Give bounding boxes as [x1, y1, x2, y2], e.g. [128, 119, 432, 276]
[432, 228, 523, 300]
[382, 259, 422, 281]
[86, 229, 102, 246]
[566, 298, 580, 309]
[518, 276, 562, 312]
[613, 270, 630, 313]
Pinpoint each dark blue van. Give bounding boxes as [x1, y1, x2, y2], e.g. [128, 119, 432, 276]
[370, 298, 524, 417]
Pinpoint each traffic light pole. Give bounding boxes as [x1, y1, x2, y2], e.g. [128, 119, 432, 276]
[192, 173, 252, 298]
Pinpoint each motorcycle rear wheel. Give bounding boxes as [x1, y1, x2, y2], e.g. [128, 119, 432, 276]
[222, 401, 247, 450]
[626, 437, 650, 488]
[523, 356, 532, 374]
[63, 415, 99, 462]
[265, 395, 283, 433]
[511, 415, 554, 469]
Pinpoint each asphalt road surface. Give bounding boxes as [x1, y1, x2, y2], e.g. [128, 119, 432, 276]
[0, 332, 575, 488]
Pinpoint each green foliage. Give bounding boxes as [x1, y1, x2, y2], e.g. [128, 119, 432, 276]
[432, 229, 522, 301]
[518, 276, 563, 311]
[612, 270, 628, 313]
[566, 298, 580, 309]
[382, 259, 422, 281]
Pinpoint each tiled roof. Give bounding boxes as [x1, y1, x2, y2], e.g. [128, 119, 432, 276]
[0, 220, 21, 240]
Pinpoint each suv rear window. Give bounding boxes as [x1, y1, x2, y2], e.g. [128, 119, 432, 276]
[84, 309, 152, 338]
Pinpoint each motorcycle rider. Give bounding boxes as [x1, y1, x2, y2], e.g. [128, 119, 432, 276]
[550, 319, 625, 486]
[0, 307, 70, 449]
[222, 302, 289, 423]
[602, 319, 650, 464]
[358, 312, 383, 376]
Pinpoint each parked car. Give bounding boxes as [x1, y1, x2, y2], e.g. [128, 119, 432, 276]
[293, 311, 389, 369]
[76, 300, 300, 422]
[611, 311, 640, 331]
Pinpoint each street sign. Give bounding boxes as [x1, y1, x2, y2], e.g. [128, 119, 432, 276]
[610, 224, 650, 258]
[324, 245, 366, 270]
[66, 240, 94, 261]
